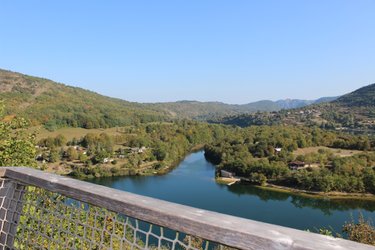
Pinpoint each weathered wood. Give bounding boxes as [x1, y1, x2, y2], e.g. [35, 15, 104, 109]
[0, 168, 7, 178]
[0, 178, 25, 249]
[2, 167, 375, 250]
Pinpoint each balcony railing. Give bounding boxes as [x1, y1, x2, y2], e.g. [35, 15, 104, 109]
[0, 167, 373, 250]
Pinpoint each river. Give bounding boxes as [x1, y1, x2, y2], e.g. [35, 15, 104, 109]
[90, 151, 375, 234]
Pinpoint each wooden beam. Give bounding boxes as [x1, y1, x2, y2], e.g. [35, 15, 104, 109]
[2, 167, 374, 250]
[0, 168, 7, 177]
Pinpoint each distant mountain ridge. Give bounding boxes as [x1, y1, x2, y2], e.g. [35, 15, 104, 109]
[212, 83, 375, 132]
[275, 97, 338, 109]
[149, 97, 337, 120]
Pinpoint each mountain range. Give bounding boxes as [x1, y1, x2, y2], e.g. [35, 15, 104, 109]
[145, 96, 338, 121]
[214, 83, 375, 132]
[0, 68, 373, 132]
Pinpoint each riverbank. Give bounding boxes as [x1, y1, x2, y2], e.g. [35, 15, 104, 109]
[152, 144, 206, 175]
[255, 183, 375, 201]
[216, 177, 240, 185]
[214, 176, 375, 201]
[88, 150, 375, 236]
[61, 145, 207, 180]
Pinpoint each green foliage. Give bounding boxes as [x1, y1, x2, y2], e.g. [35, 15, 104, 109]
[0, 69, 169, 129]
[249, 172, 267, 186]
[317, 228, 334, 237]
[38, 134, 66, 148]
[48, 149, 60, 163]
[152, 144, 167, 161]
[66, 147, 78, 161]
[0, 104, 36, 167]
[204, 125, 375, 194]
[63, 121, 232, 178]
[81, 133, 114, 157]
[18, 187, 149, 249]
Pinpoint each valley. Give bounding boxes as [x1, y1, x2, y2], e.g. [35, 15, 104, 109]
[1, 69, 375, 246]
[3, 2, 375, 247]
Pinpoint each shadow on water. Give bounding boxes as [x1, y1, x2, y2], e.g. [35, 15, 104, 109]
[228, 184, 375, 216]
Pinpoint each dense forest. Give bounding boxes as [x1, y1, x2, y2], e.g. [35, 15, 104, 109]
[204, 126, 375, 193]
[36, 121, 232, 178]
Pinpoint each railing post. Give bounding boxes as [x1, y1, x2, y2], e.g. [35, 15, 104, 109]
[0, 178, 25, 249]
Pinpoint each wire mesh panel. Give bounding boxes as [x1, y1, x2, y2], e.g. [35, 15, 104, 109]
[0, 178, 26, 249]
[0, 178, 236, 250]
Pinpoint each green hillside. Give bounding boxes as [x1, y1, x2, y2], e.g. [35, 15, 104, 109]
[212, 83, 375, 133]
[0, 69, 169, 130]
[147, 100, 284, 120]
[147, 98, 336, 120]
[333, 83, 375, 107]
[1, 69, 338, 127]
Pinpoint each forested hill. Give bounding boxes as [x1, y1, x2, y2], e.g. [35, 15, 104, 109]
[146, 100, 279, 120]
[0, 69, 337, 128]
[0, 69, 169, 129]
[333, 83, 375, 107]
[212, 83, 375, 133]
[146, 98, 337, 120]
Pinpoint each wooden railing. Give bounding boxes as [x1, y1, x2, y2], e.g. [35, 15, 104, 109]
[0, 167, 373, 250]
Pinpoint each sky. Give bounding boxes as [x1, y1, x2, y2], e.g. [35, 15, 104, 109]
[1, 1, 375, 104]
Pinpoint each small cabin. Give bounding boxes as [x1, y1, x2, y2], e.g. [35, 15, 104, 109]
[288, 161, 305, 170]
[221, 170, 235, 178]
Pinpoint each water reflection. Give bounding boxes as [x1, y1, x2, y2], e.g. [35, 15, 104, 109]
[228, 184, 375, 215]
[89, 151, 375, 232]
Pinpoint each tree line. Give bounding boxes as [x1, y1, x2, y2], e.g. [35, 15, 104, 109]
[204, 126, 375, 193]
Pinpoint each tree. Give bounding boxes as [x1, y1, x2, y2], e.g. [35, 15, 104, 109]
[54, 134, 67, 147]
[93, 150, 110, 164]
[363, 169, 375, 194]
[49, 149, 60, 163]
[66, 147, 78, 161]
[249, 172, 267, 186]
[0, 104, 36, 167]
[38, 137, 55, 148]
[152, 144, 167, 161]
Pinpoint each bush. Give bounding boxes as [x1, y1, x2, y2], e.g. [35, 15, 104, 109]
[343, 214, 375, 246]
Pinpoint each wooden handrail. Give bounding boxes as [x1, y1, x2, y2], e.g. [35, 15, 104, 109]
[1, 167, 374, 250]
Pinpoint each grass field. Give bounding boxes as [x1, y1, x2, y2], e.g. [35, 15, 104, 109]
[293, 146, 364, 157]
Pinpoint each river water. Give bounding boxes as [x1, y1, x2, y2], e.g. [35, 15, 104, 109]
[90, 151, 375, 233]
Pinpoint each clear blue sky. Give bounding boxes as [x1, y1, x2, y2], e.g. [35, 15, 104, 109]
[1, 1, 374, 104]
